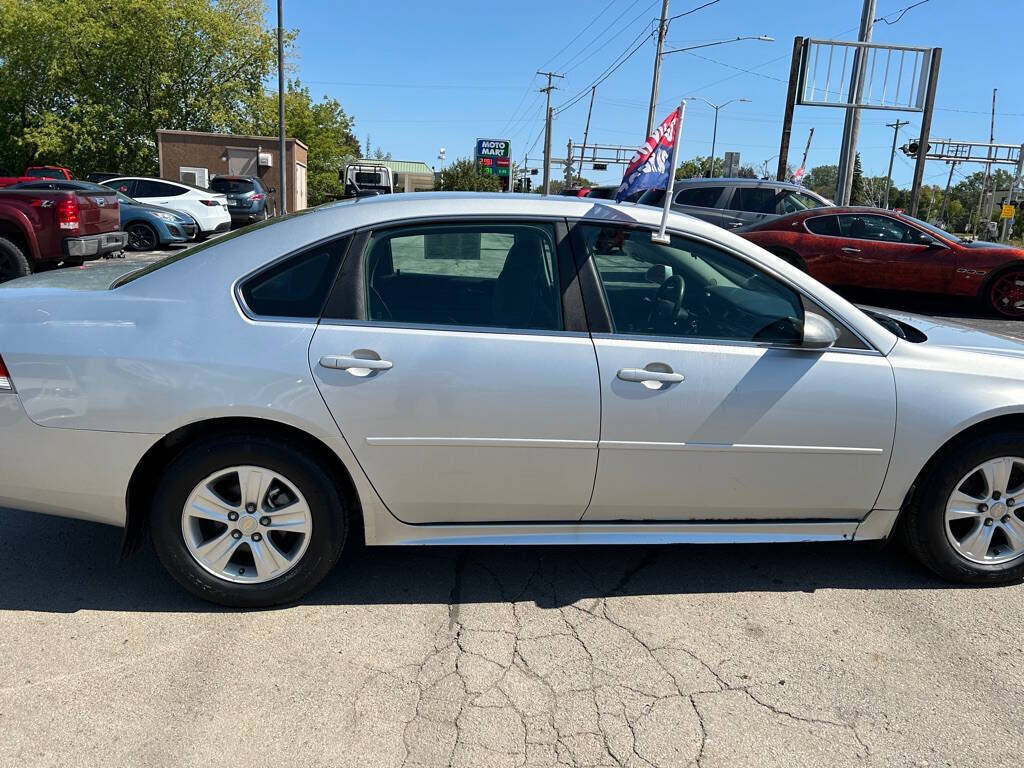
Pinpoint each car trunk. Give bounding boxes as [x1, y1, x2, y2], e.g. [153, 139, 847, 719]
[72, 188, 120, 235]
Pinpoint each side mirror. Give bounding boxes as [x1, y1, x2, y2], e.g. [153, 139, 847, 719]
[802, 312, 838, 349]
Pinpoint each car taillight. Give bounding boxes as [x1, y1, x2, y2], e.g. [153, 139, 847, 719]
[252, 193, 264, 201]
[577, 188, 591, 198]
[200, 199, 221, 207]
[0, 356, 13, 391]
[57, 197, 79, 230]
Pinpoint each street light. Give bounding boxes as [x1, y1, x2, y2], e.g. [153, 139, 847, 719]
[646, 32, 772, 135]
[683, 96, 750, 178]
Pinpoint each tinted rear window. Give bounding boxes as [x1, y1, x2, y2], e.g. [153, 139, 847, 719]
[730, 187, 778, 213]
[805, 215, 840, 236]
[26, 168, 66, 179]
[211, 178, 255, 194]
[675, 186, 724, 208]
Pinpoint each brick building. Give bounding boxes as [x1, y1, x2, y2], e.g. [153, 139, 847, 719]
[157, 129, 309, 213]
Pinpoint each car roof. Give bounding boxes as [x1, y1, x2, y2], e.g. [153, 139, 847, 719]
[675, 177, 812, 191]
[213, 175, 258, 182]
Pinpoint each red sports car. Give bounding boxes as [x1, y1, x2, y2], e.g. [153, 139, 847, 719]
[740, 207, 1024, 318]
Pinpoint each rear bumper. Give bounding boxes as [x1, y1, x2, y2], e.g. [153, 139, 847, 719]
[64, 231, 127, 259]
[0, 395, 156, 527]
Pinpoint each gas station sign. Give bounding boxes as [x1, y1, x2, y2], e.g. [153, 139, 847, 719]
[475, 138, 511, 189]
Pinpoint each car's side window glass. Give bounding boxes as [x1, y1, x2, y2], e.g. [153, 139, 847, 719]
[675, 186, 724, 208]
[578, 225, 804, 345]
[780, 191, 827, 214]
[112, 179, 135, 196]
[805, 215, 840, 236]
[240, 237, 348, 319]
[135, 180, 184, 198]
[838, 214, 916, 243]
[365, 222, 561, 332]
[730, 187, 778, 214]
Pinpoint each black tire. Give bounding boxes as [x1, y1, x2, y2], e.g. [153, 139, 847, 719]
[902, 430, 1024, 585]
[0, 236, 31, 283]
[150, 434, 349, 607]
[125, 221, 159, 252]
[982, 265, 1024, 319]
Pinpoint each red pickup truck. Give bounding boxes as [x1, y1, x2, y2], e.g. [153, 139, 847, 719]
[0, 188, 127, 283]
[0, 165, 75, 188]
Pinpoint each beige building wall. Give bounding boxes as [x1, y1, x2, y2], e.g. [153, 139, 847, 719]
[157, 130, 309, 213]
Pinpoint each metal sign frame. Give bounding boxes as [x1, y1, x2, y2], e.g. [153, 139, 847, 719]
[798, 38, 934, 112]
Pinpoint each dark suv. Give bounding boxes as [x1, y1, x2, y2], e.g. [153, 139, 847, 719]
[209, 175, 272, 226]
[638, 178, 832, 230]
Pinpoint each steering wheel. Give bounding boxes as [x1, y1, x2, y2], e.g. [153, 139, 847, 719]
[647, 275, 685, 332]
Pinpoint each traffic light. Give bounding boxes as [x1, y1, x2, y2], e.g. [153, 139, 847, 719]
[902, 141, 931, 157]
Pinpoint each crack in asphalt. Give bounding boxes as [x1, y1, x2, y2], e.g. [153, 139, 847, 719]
[347, 550, 870, 767]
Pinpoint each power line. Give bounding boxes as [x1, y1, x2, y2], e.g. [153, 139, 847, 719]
[874, 0, 931, 25]
[667, 0, 721, 21]
[539, 0, 625, 71]
[555, 27, 655, 114]
[560, 0, 659, 74]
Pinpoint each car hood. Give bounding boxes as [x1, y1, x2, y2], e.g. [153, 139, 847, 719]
[865, 306, 1024, 359]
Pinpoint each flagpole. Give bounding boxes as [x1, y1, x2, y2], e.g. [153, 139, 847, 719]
[652, 101, 686, 244]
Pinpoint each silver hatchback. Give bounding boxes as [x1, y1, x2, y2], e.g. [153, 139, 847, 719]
[1, 193, 1024, 607]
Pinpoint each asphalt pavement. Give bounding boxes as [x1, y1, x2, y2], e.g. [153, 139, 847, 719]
[2, 251, 1023, 767]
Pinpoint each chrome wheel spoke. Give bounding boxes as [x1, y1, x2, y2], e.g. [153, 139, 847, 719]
[264, 502, 312, 532]
[239, 467, 273, 511]
[188, 489, 237, 523]
[980, 458, 1013, 497]
[959, 522, 995, 561]
[195, 531, 242, 572]
[1002, 517, 1024, 551]
[250, 538, 287, 579]
[947, 490, 984, 520]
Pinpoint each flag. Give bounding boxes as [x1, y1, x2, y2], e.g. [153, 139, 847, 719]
[791, 166, 806, 185]
[614, 107, 682, 203]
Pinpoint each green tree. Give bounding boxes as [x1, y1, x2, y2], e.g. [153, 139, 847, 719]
[237, 80, 361, 205]
[850, 153, 865, 205]
[435, 158, 501, 192]
[675, 155, 723, 179]
[0, 0, 278, 176]
[805, 165, 838, 199]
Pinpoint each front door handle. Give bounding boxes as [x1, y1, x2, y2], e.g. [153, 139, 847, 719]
[727, 221, 744, 228]
[618, 365, 685, 389]
[841, 247, 861, 253]
[319, 355, 393, 375]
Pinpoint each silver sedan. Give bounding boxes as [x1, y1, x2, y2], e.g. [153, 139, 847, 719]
[2, 193, 1023, 607]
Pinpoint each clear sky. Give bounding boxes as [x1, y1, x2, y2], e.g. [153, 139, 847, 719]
[272, 0, 1022, 189]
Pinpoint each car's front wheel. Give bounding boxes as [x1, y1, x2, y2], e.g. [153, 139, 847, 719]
[903, 431, 1024, 584]
[150, 435, 349, 607]
[126, 222, 159, 251]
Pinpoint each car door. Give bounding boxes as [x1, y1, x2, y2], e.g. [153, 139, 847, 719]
[720, 185, 780, 230]
[834, 213, 956, 293]
[571, 222, 896, 522]
[308, 218, 601, 525]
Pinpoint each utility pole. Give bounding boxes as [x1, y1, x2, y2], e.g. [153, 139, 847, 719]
[542, 107, 554, 196]
[939, 161, 957, 225]
[537, 70, 563, 196]
[276, 0, 287, 215]
[835, 0, 876, 205]
[777, 36, 804, 181]
[908, 48, 941, 217]
[646, 0, 671, 137]
[883, 119, 909, 209]
[798, 127, 814, 177]
[1001, 144, 1024, 242]
[579, 86, 596, 182]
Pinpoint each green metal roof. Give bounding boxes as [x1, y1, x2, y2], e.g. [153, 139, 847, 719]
[357, 159, 434, 175]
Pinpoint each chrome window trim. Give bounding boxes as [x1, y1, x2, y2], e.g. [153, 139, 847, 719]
[571, 220, 880, 354]
[315, 316, 592, 340]
[590, 330, 883, 356]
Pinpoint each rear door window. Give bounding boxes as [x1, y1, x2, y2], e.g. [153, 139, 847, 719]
[729, 187, 778, 214]
[111, 179, 136, 196]
[135, 180, 186, 198]
[805, 215, 840, 236]
[674, 186, 724, 208]
[240, 237, 348, 318]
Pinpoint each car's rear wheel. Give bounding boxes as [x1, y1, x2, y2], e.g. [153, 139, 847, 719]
[150, 435, 349, 607]
[903, 431, 1024, 584]
[985, 268, 1024, 318]
[126, 222, 159, 251]
[0, 236, 31, 283]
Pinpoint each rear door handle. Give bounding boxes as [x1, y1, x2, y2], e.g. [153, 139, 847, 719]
[727, 221, 744, 228]
[841, 247, 861, 253]
[617, 366, 685, 389]
[319, 355, 393, 375]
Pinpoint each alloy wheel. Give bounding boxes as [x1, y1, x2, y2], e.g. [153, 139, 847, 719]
[126, 223, 157, 251]
[944, 456, 1024, 565]
[988, 270, 1024, 318]
[181, 465, 313, 584]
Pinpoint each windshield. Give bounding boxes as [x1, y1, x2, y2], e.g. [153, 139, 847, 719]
[900, 214, 962, 243]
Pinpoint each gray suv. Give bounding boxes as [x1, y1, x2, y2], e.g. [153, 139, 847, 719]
[638, 178, 832, 230]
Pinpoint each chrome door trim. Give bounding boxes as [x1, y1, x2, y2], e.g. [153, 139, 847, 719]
[589, 331, 884, 357]
[316, 317, 592, 339]
[366, 437, 598, 449]
[598, 440, 884, 455]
